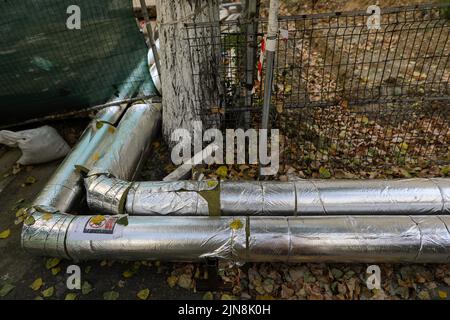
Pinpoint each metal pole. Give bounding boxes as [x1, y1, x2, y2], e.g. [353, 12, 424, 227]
[140, 0, 161, 78]
[243, 0, 259, 129]
[261, 0, 279, 130]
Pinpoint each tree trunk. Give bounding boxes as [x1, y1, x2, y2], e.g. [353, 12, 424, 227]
[156, 0, 221, 146]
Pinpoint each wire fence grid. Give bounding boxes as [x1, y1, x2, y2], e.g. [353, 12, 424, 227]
[186, 3, 450, 176]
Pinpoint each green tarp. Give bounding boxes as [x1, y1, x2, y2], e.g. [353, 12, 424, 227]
[0, 0, 155, 126]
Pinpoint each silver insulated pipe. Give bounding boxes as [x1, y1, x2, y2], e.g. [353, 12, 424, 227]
[22, 211, 450, 263]
[31, 59, 149, 212]
[221, 179, 450, 216]
[85, 103, 161, 180]
[85, 178, 450, 216]
[22, 74, 450, 263]
[32, 105, 126, 212]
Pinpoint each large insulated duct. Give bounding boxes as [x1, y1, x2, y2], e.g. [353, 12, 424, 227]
[86, 178, 218, 215]
[221, 179, 450, 216]
[22, 211, 450, 263]
[32, 105, 125, 212]
[32, 59, 149, 212]
[85, 178, 450, 216]
[85, 102, 161, 180]
[35, 101, 160, 213]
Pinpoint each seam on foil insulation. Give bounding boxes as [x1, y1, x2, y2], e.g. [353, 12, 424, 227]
[44, 214, 60, 255]
[430, 178, 446, 213]
[293, 183, 298, 217]
[230, 218, 245, 264]
[62, 216, 72, 259]
[120, 183, 133, 213]
[126, 182, 137, 213]
[245, 216, 250, 261]
[347, 216, 362, 253]
[436, 216, 450, 261]
[261, 183, 266, 214]
[198, 218, 243, 263]
[309, 180, 327, 214]
[410, 216, 423, 261]
[230, 223, 238, 262]
[196, 191, 202, 215]
[287, 217, 292, 263]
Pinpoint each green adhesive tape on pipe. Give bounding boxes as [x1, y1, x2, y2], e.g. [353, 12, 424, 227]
[199, 181, 221, 216]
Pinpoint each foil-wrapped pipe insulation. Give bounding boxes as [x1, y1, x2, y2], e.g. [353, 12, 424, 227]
[247, 216, 450, 263]
[32, 105, 126, 212]
[221, 179, 450, 216]
[85, 176, 132, 215]
[87, 103, 161, 180]
[22, 211, 247, 262]
[85, 178, 450, 216]
[86, 177, 219, 215]
[126, 180, 220, 215]
[22, 212, 450, 263]
[21, 209, 76, 259]
[220, 181, 297, 215]
[31, 58, 149, 212]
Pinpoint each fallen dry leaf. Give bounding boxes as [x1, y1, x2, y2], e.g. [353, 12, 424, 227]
[65, 293, 78, 300]
[41, 286, 54, 298]
[45, 257, 60, 270]
[137, 288, 150, 300]
[0, 229, 11, 239]
[30, 278, 44, 291]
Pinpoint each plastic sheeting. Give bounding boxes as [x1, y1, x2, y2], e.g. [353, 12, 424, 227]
[22, 211, 450, 263]
[0, 0, 157, 126]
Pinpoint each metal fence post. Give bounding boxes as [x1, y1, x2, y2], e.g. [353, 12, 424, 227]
[261, 0, 279, 130]
[140, 0, 161, 78]
[243, 0, 260, 129]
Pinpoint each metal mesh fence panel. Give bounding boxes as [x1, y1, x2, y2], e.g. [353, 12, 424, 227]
[187, 3, 450, 176]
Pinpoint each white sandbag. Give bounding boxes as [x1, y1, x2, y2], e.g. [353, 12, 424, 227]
[0, 126, 71, 165]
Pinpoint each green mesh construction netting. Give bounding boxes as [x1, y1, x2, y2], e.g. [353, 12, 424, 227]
[0, 0, 156, 126]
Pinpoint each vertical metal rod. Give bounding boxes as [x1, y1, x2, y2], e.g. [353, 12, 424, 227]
[261, 0, 279, 130]
[244, 0, 259, 129]
[140, 0, 161, 78]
